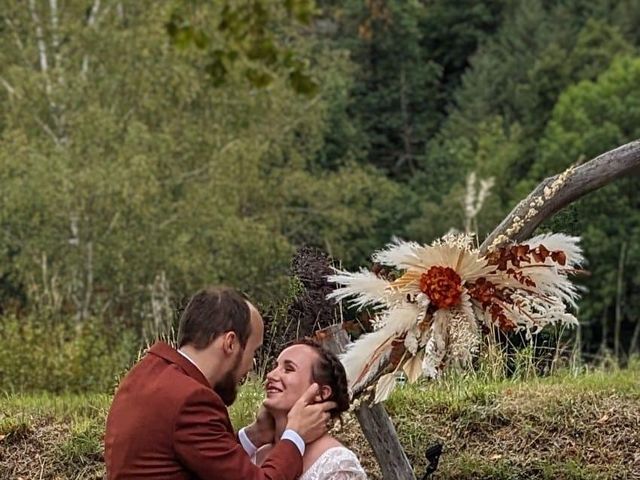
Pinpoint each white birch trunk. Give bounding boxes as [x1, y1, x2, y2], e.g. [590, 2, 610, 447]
[82, 0, 101, 75]
[49, 0, 61, 71]
[28, 0, 50, 78]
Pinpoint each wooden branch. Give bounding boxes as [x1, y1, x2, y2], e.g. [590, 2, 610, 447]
[34, 116, 62, 146]
[318, 324, 416, 480]
[0, 76, 16, 97]
[87, 0, 101, 26]
[480, 139, 640, 252]
[49, 0, 61, 70]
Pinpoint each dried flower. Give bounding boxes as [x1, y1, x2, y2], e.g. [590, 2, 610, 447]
[329, 232, 584, 402]
[419, 266, 463, 308]
[487, 164, 576, 252]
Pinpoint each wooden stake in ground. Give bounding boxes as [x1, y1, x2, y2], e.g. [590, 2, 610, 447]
[316, 324, 416, 480]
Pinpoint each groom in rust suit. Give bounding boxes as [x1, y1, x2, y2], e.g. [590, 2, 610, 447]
[105, 286, 335, 479]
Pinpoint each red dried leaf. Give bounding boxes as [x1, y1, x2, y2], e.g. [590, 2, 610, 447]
[552, 251, 567, 266]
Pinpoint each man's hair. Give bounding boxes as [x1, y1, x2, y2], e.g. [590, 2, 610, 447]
[177, 286, 251, 349]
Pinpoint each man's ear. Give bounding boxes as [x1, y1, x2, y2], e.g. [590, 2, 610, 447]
[222, 331, 238, 355]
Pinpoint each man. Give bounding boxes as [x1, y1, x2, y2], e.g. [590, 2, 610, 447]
[105, 286, 336, 479]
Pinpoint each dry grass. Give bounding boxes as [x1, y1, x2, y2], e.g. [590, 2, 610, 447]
[0, 394, 108, 479]
[1, 363, 638, 479]
[338, 363, 640, 479]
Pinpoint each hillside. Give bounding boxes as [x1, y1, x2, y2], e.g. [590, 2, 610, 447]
[2, 363, 638, 479]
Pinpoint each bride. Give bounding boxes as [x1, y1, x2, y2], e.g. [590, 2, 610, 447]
[253, 339, 367, 479]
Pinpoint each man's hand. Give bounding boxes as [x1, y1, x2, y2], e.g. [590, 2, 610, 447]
[286, 383, 337, 444]
[244, 405, 275, 447]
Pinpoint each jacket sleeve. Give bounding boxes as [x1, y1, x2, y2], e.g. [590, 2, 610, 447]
[174, 387, 302, 480]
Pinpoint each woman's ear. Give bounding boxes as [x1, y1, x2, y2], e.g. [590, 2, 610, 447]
[317, 385, 332, 402]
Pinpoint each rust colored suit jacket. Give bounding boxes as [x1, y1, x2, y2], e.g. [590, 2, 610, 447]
[105, 342, 302, 480]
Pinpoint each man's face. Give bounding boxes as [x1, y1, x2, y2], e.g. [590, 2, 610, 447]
[214, 353, 242, 406]
[215, 303, 264, 406]
[236, 303, 264, 384]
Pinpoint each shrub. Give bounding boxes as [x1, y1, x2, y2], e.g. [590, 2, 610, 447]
[0, 314, 138, 394]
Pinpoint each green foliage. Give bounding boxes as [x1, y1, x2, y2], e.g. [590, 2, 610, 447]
[330, 0, 504, 177]
[2, 0, 640, 395]
[429, 0, 637, 200]
[524, 56, 640, 353]
[0, 0, 405, 323]
[166, 0, 318, 94]
[0, 315, 137, 393]
[228, 380, 266, 430]
[57, 417, 103, 466]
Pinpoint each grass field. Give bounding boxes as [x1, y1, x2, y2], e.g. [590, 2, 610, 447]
[1, 361, 639, 479]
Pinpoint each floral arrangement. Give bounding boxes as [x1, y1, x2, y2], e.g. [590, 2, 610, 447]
[328, 232, 584, 403]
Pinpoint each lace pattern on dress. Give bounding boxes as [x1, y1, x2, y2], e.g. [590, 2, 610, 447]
[300, 446, 367, 480]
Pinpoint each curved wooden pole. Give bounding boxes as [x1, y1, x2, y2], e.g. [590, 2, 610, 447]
[480, 139, 640, 252]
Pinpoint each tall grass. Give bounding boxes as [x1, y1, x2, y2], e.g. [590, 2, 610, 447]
[0, 314, 138, 394]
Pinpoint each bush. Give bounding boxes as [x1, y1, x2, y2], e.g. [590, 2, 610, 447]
[0, 315, 138, 394]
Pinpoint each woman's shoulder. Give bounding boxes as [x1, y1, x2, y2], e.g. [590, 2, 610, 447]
[313, 435, 343, 452]
[303, 438, 367, 479]
[303, 436, 341, 465]
[316, 444, 362, 464]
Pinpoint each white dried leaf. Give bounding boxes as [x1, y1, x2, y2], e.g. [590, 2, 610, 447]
[373, 373, 396, 404]
[404, 329, 419, 355]
[402, 351, 424, 383]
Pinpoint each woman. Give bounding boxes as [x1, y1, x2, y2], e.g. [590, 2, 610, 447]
[254, 339, 367, 479]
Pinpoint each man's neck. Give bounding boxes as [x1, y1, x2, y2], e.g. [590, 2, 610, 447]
[178, 345, 214, 387]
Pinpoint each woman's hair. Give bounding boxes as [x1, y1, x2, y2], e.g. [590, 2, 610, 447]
[290, 338, 350, 420]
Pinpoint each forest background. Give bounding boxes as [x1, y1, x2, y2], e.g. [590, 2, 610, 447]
[1, 0, 639, 394]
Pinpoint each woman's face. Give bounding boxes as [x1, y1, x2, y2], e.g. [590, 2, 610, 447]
[263, 344, 321, 413]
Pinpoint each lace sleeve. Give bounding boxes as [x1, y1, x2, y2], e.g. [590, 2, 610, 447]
[302, 447, 368, 480]
[324, 469, 367, 480]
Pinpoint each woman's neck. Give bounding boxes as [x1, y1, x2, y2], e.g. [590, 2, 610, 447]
[273, 412, 327, 446]
[273, 413, 288, 443]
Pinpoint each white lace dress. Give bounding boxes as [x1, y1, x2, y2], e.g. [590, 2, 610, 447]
[300, 446, 367, 480]
[252, 445, 367, 480]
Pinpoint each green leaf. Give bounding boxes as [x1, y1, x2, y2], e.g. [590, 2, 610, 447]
[247, 38, 279, 65]
[289, 68, 318, 96]
[246, 67, 274, 88]
[205, 50, 229, 86]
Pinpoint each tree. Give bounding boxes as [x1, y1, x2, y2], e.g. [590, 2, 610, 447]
[523, 56, 640, 357]
[0, 0, 403, 327]
[326, 0, 504, 178]
[166, 0, 319, 94]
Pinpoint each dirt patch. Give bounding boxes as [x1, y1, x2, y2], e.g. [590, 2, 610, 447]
[0, 417, 104, 480]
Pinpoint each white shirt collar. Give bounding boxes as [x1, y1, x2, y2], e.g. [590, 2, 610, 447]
[177, 348, 206, 377]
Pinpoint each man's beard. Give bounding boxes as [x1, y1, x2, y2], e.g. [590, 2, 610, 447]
[214, 353, 242, 406]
